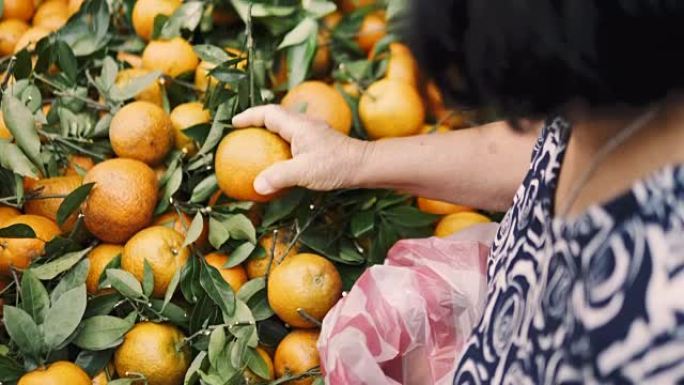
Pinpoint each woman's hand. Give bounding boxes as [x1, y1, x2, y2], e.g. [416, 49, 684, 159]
[232, 105, 372, 195]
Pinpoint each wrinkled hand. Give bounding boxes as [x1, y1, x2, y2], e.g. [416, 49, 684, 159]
[231, 105, 371, 195]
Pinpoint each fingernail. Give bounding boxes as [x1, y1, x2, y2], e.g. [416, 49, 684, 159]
[254, 176, 275, 195]
[231, 114, 244, 125]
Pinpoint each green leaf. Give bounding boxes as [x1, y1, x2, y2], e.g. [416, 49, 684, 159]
[55, 41, 78, 84]
[1, 94, 41, 170]
[208, 217, 230, 249]
[196, 102, 230, 156]
[84, 293, 121, 318]
[3, 306, 44, 361]
[312, 377, 325, 385]
[381, 205, 439, 227]
[109, 70, 162, 102]
[106, 269, 144, 299]
[180, 256, 202, 304]
[278, 17, 318, 49]
[155, 166, 183, 215]
[97, 56, 119, 93]
[200, 260, 236, 316]
[42, 284, 87, 349]
[207, 326, 226, 368]
[183, 212, 204, 248]
[142, 259, 155, 298]
[20, 270, 49, 325]
[224, 242, 255, 268]
[0, 223, 35, 238]
[224, 300, 256, 344]
[57, 0, 110, 56]
[262, 188, 306, 227]
[230, 336, 248, 370]
[56, 182, 93, 226]
[190, 174, 218, 203]
[193, 44, 230, 64]
[73, 315, 134, 351]
[350, 210, 375, 238]
[50, 258, 90, 304]
[287, 34, 317, 89]
[184, 351, 208, 385]
[0, 141, 39, 178]
[149, 299, 188, 327]
[237, 278, 273, 321]
[246, 347, 270, 379]
[162, 269, 181, 312]
[0, 354, 24, 383]
[31, 247, 92, 280]
[159, 1, 204, 39]
[75, 349, 114, 377]
[224, 214, 256, 244]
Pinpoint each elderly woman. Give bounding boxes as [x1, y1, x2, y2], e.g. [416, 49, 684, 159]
[232, 0, 684, 383]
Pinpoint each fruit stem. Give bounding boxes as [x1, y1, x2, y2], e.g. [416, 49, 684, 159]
[296, 308, 322, 327]
[246, 3, 257, 107]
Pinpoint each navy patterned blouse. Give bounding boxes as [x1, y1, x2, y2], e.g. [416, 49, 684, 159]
[453, 118, 684, 384]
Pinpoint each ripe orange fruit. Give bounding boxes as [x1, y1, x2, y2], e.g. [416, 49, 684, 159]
[131, 0, 181, 41]
[68, 0, 85, 16]
[0, 215, 61, 276]
[281, 81, 353, 135]
[274, 329, 320, 385]
[425, 81, 466, 129]
[194, 48, 247, 92]
[91, 362, 115, 385]
[63, 154, 94, 176]
[339, 0, 375, 13]
[0, 205, 21, 225]
[86, 244, 123, 295]
[0, 19, 29, 56]
[17, 361, 90, 385]
[417, 197, 472, 216]
[116, 51, 143, 68]
[383, 43, 419, 86]
[1, 0, 34, 22]
[24, 176, 82, 232]
[114, 322, 191, 385]
[122, 226, 191, 298]
[114, 68, 164, 106]
[82, 158, 158, 244]
[356, 11, 386, 54]
[142, 37, 199, 78]
[434, 212, 491, 238]
[152, 211, 208, 249]
[170, 102, 210, 155]
[419, 124, 450, 134]
[33, 0, 70, 31]
[243, 347, 275, 383]
[204, 252, 248, 292]
[215, 128, 292, 203]
[14, 26, 50, 53]
[268, 253, 342, 328]
[246, 230, 298, 279]
[359, 79, 425, 139]
[109, 101, 174, 166]
[0, 111, 11, 140]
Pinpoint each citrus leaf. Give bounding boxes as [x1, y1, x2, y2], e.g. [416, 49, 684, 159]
[160, 1, 204, 39]
[230, 336, 248, 370]
[207, 326, 226, 368]
[55, 40, 78, 84]
[224, 214, 256, 244]
[73, 315, 134, 351]
[109, 70, 162, 102]
[183, 212, 204, 248]
[262, 188, 306, 227]
[74, 349, 114, 377]
[142, 259, 154, 298]
[180, 256, 202, 304]
[200, 260, 236, 316]
[190, 174, 218, 203]
[237, 278, 273, 321]
[57, 0, 110, 56]
[184, 351, 208, 385]
[224, 300, 256, 344]
[155, 166, 183, 215]
[0, 223, 35, 238]
[20, 270, 49, 325]
[278, 17, 318, 49]
[3, 306, 44, 361]
[161, 269, 181, 312]
[42, 284, 87, 349]
[0, 354, 24, 383]
[106, 269, 145, 299]
[84, 293, 121, 318]
[0, 140, 39, 179]
[381, 205, 439, 227]
[208, 217, 230, 249]
[193, 44, 230, 64]
[350, 210, 375, 238]
[287, 34, 317, 89]
[50, 258, 90, 304]
[149, 299, 188, 327]
[224, 242, 255, 268]
[56, 182, 93, 226]
[31, 247, 92, 280]
[246, 347, 270, 380]
[97, 56, 118, 93]
[2, 92, 41, 170]
[197, 102, 230, 156]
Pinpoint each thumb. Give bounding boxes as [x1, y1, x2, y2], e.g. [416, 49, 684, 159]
[253, 159, 307, 195]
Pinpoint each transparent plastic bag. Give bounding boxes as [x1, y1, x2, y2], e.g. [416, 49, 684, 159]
[319, 223, 498, 385]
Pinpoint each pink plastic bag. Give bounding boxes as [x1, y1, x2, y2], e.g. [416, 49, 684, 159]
[318, 223, 497, 385]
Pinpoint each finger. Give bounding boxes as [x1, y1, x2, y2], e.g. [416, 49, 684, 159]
[253, 158, 308, 195]
[232, 105, 301, 142]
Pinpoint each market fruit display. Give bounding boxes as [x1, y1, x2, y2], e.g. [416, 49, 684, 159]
[0, 1, 494, 384]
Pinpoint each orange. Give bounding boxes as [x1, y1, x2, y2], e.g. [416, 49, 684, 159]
[17, 361, 90, 385]
[91, 362, 115, 385]
[419, 124, 450, 134]
[246, 230, 298, 279]
[0, 215, 61, 276]
[116, 51, 143, 68]
[169, 102, 210, 155]
[83, 158, 158, 244]
[339, 0, 375, 12]
[68, 0, 85, 15]
[0, 205, 21, 225]
[194, 48, 247, 92]
[131, 0, 182, 41]
[359, 79, 425, 139]
[434, 212, 491, 238]
[114, 68, 164, 106]
[267, 253, 342, 328]
[1, 0, 34, 22]
[86, 244, 123, 295]
[215, 128, 292, 203]
[425, 81, 466, 129]
[122, 226, 191, 298]
[152, 211, 208, 249]
[114, 322, 191, 385]
[0, 19, 29, 56]
[417, 197, 472, 216]
[24, 176, 82, 232]
[338, 82, 360, 98]
[243, 347, 275, 383]
[0, 111, 11, 140]
[109, 101, 174, 165]
[142, 37, 199, 78]
[281, 81, 353, 135]
[33, 0, 70, 31]
[383, 43, 419, 86]
[356, 11, 386, 54]
[204, 252, 248, 292]
[274, 330, 320, 385]
[63, 154, 94, 176]
[14, 26, 50, 53]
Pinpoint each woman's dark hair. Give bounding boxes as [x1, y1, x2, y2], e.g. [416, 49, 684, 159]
[407, 0, 684, 119]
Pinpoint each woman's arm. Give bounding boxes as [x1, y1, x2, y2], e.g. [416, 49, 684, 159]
[232, 105, 538, 212]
